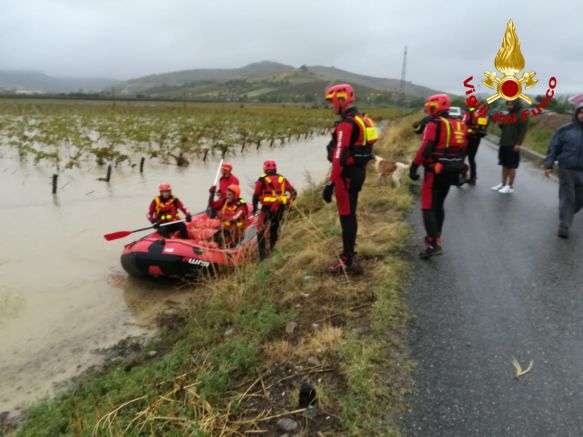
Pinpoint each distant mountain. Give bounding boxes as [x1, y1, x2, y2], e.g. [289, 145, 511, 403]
[0, 70, 117, 93]
[0, 62, 442, 103]
[308, 65, 439, 99]
[116, 61, 442, 102]
[122, 61, 294, 94]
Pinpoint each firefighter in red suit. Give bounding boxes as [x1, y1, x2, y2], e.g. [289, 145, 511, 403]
[252, 160, 297, 260]
[323, 84, 377, 273]
[410, 94, 468, 259]
[217, 184, 248, 248]
[208, 162, 240, 217]
[147, 183, 191, 239]
[462, 106, 489, 184]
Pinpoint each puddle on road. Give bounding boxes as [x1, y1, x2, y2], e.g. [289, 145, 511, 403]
[0, 135, 331, 414]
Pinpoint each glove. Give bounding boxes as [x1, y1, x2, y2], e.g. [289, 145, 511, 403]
[322, 182, 335, 203]
[152, 222, 160, 229]
[252, 207, 258, 215]
[409, 164, 420, 181]
[209, 185, 217, 194]
[186, 214, 192, 222]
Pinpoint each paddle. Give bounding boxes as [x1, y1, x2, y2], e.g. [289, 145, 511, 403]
[104, 219, 186, 241]
[208, 159, 224, 207]
[106, 161, 224, 242]
[213, 159, 224, 188]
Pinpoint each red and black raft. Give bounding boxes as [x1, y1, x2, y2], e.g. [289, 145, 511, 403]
[121, 207, 257, 278]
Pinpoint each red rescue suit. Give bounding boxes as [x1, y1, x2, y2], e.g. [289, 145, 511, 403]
[462, 110, 479, 134]
[413, 116, 468, 245]
[217, 197, 248, 247]
[253, 173, 296, 214]
[210, 174, 240, 210]
[252, 173, 296, 258]
[328, 106, 371, 263]
[462, 110, 486, 181]
[148, 196, 190, 223]
[329, 107, 370, 214]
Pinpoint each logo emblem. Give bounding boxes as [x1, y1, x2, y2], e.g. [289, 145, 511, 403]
[482, 19, 537, 104]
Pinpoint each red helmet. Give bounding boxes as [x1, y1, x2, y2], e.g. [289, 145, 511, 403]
[425, 94, 451, 116]
[221, 162, 233, 174]
[263, 160, 277, 173]
[159, 183, 172, 192]
[227, 184, 240, 198]
[325, 84, 355, 113]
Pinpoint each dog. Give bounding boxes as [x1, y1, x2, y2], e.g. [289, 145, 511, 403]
[373, 155, 411, 187]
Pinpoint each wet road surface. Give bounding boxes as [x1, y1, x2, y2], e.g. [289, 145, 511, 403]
[405, 139, 583, 436]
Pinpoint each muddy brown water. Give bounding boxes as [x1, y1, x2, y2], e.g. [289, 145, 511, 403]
[0, 136, 331, 416]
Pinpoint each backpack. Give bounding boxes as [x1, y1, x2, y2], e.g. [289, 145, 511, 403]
[429, 116, 468, 175]
[466, 111, 489, 138]
[346, 113, 378, 166]
[326, 113, 379, 166]
[474, 115, 489, 137]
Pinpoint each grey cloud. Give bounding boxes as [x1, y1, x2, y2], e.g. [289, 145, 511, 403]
[0, 0, 580, 93]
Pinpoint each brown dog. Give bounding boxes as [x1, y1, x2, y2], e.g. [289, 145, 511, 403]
[373, 155, 410, 187]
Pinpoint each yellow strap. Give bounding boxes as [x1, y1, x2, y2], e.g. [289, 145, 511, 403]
[352, 115, 378, 145]
[155, 196, 175, 213]
[352, 116, 367, 145]
[438, 117, 452, 148]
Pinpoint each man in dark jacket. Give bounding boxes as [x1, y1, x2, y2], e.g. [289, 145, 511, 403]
[544, 102, 583, 238]
[491, 100, 528, 194]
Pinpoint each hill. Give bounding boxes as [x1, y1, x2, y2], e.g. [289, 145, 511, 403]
[116, 61, 441, 104]
[0, 70, 117, 93]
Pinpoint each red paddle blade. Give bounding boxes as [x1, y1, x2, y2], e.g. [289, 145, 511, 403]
[104, 230, 133, 241]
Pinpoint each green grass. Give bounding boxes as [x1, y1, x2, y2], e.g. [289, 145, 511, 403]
[524, 128, 554, 155]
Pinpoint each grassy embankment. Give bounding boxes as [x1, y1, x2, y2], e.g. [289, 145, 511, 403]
[12, 114, 423, 437]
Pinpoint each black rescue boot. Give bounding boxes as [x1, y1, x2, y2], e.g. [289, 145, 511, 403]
[419, 237, 443, 259]
[327, 254, 353, 274]
[558, 224, 569, 239]
[258, 237, 268, 261]
[419, 245, 443, 259]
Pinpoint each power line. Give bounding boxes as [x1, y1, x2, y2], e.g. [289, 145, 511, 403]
[399, 45, 407, 106]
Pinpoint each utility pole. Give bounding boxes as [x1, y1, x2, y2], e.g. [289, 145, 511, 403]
[399, 46, 407, 107]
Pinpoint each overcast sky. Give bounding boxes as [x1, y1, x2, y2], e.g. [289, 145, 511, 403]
[1, 0, 581, 94]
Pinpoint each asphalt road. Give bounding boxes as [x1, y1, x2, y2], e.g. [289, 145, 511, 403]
[404, 138, 583, 437]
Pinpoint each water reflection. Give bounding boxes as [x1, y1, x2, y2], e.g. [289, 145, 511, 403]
[107, 273, 197, 328]
[0, 286, 26, 324]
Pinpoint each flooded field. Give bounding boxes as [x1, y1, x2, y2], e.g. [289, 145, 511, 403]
[0, 136, 330, 415]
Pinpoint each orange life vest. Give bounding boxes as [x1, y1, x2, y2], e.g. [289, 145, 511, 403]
[154, 196, 180, 222]
[345, 113, 379, 166]
[258, 174, 290, 206]
[428, 116, 468, 174]
[220, 198, 247, 229]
